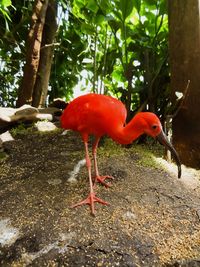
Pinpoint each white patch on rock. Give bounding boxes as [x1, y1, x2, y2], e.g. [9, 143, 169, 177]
[0, 219, 20, 246]
[68, 159, 86, 183]
[58, 232, 76, 253]
[21, 232, 76, 265]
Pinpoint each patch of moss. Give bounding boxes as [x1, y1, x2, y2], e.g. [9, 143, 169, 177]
[10, 122, 62, 137]
[10, 123, 34, 136]
[98, 138, 126, 157]
[97, 137, 165, 170]
[0, 151, 8, 161]
[129, 143, 164, 169]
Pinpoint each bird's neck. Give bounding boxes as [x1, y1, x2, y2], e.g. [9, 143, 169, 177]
[109, 116, 145, 145]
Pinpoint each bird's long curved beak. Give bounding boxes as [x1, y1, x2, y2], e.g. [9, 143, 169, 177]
[156, 130, 181, 178]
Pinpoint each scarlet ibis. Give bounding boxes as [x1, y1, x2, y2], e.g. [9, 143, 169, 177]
[61, 93, 181, 215]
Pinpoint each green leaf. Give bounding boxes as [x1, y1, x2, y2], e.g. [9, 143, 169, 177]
[98, 0, 112, 14]
[108, 19, 121, 32]
[112, 9, 122, 22]
[0, 0, 11, 8]
[112, 66, 126, 82]
[159, 1, 167, 15]
[133, 0, 141, 14]
[81, 23, 95, 35]
[73, 0, 86, 9]
[93, 14, 105, 25]
[86, 0, 99, 13]
[144, 0, 156, 6]
[0, 0, 12, 22]
[119, 0, 135, 21]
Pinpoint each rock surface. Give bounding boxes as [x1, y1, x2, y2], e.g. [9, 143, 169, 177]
[0, 105, 61, 134]
[0, 129, 200, 266]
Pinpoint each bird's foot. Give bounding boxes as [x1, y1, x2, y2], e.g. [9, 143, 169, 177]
[94, 175, 114, 188]
[71, 192, 109, 215]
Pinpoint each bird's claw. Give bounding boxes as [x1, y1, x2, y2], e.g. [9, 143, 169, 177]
[71, 192, 109, 215]
[94, 175, 114, 188]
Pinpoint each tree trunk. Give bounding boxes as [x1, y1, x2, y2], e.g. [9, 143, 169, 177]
[32, 0, 57, 107]
[168, 0, 200, 168]
[16, 0, 49, 107]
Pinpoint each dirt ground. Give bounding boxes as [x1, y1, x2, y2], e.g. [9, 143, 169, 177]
[0, 124, 200, 267]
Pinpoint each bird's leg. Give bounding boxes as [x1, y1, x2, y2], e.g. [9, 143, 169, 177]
[92, 137, 114, 188]
[71, 138, 109, 215]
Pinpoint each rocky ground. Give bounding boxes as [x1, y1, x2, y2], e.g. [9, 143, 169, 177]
[0, 123, 200, 267]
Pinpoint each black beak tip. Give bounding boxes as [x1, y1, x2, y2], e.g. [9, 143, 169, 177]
[178, 166, 181, 179]
[156, 130, 182, 179]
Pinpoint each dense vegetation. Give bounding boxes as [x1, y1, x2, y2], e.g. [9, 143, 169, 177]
[0, 0, 169, 120]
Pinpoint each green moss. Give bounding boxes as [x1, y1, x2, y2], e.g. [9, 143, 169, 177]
[129, 143, 164, 169]
[10, 122, 62, 137]
[98, 137, 165, 170]
[98, 138, 126, 157]
[0, 151, 8, 161]
[10, 123, 34, 136]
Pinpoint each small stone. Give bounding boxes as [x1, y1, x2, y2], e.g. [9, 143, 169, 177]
[122, 211, 137, 220]
[35, 121, 57, 132]
[0, 131, 14, 144]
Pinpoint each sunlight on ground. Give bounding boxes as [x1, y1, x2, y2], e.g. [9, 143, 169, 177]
[154, 156, 200, 190]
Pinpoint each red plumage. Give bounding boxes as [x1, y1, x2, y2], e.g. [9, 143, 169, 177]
[61, 93, 126, 139]
[61, 93, 181, 215]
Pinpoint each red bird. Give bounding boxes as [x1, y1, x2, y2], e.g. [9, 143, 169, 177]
[61, 93, 181, 215]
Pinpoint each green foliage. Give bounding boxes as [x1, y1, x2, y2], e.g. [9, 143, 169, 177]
[0, 0, 171, 121]
[0, 0, 33, 106]
[0, 0, 12, 24]
[65, 0, 169, 117]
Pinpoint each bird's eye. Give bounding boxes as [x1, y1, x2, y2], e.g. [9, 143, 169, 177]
[152, 125, 157, 130]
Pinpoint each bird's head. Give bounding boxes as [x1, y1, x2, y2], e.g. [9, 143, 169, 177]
[138, 112, 162, 138]
[136, 112, 182, 178]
